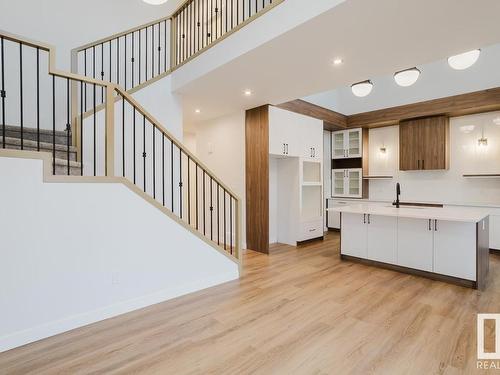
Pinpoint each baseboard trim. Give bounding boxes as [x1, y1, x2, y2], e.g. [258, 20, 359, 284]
[0, 271, 238, 353]
[340, 254, 476, 289]
[297, 236, 324, 246]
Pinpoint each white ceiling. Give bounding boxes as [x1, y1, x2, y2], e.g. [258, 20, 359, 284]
[304, 43, 500, 115]
[180, 0, 500, 128]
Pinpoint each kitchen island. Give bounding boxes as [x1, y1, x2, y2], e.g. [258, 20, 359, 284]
[328, 203, 490, 289]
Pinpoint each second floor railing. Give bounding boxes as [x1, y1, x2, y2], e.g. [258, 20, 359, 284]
[73, 0, 283, 92]
[0, 29, 241, 260]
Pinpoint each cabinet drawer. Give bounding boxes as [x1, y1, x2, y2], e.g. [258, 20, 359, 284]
[299, 220, 323, 241]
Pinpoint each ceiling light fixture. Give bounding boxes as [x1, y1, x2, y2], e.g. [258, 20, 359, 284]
[448, 49, 481, 70]
[244, 89, 252, 96]
[142, 0, 168, 4]
[351, 80, 373, 97]
[459, 125, 475, 133]
[478, 128, 488, 147]
[195, 109, 201, 114]
[333, 58, 343, 65]
[394, 67, 420, 87]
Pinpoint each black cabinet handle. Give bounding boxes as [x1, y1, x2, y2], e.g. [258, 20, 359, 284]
[428, 219, 431, 231]
[363, 214, 366, 224]
[283, 144, 285, 154]
[286, 144, 289, 155]
[422, 160, 425, 170]
[368, 214, 371, 224]
[417, 160, 420, 169]
[434, 219, 437, 231]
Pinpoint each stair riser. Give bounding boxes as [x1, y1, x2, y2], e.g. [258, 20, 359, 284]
[1, 129, 71, 146]
[54, 165, 83, 176]
[3, 144, 77, 161]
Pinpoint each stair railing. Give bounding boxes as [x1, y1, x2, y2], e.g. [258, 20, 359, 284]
[72, 0, 284, 92]
[0, 29, 241, 259]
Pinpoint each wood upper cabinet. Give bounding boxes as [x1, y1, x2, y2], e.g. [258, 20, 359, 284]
[399, 116, 449, 171]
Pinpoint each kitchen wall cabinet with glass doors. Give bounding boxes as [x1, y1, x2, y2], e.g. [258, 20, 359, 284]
[331, 128, 368, 199]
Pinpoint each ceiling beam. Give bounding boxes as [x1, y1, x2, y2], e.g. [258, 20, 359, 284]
[347, 88, 500, 128]
[276, 99, 347, 129]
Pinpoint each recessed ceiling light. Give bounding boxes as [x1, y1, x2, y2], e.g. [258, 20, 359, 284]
[142, 0, 168, 4]
[244, 89, 252, 96]
[394, 67, 420, 87]
[195, 109, 201, 114]
[333, 58, 343, 65]
[351, 80, 373, 97]
[448, 49, 480, 70]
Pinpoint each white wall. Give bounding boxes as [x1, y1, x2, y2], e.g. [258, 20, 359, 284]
[368, 111, 500, 206]
[191, 111, 246, 247]
[0, 0, 183, 71]
[0, 155, 238, 353]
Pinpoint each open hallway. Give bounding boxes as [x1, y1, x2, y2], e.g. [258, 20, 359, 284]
[1, 232, 499, 374]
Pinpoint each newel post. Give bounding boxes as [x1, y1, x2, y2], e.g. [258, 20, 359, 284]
[105, 86, 115, 177]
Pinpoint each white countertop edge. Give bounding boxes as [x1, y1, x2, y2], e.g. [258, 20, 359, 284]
[326, 197, 500, 210]
[327, 203, 489, 223]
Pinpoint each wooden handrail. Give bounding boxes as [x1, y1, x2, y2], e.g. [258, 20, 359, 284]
[0, 28, 241, 259]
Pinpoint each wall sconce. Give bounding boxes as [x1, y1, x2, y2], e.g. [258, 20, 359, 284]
[478, 128, 488, 147]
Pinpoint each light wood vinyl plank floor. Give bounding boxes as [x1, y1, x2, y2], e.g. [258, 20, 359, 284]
[1, 232, 500, 374]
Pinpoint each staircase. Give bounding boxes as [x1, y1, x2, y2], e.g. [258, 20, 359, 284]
[2, 125, 81, 175]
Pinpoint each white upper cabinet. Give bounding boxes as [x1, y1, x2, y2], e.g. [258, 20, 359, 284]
[332, 168, 362, 198]
[269, 106, 322, 158]
[332, 128, 363, 159]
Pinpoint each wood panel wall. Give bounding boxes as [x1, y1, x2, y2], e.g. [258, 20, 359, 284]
[245, 106, 270, 254]
[276, 99, 347, 129]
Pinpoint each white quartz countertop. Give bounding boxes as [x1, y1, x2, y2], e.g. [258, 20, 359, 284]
[327, 203, 490, 223]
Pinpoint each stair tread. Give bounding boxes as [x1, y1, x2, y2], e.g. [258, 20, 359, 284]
[2, 125, 70, 138]
[53, 158, 81, 167]
[2, 137, 77, 152]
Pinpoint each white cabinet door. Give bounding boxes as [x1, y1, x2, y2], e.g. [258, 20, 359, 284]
[433, 220, 476, 281]
[332, 131, 346, 159]
[332, 169, 346, 197]
[346, 169, 362, 198]
[341, 213, 367, 258]
[347, 129, 362, 158]
[397, 217, 434, 272]
[367, 214, 397, 264]
[269, 115, 288, 156]
[490, 215, 500, 250]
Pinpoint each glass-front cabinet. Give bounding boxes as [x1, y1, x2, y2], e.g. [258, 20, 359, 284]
[332, 168, 363, 198]
[332, 128, 363, 159]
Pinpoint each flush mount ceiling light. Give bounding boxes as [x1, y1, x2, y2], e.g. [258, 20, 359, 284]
[195, 109, 201, 114]
[394, 67, 420, 87]
[448, 49, 481, 70]
[244, 89, 252, 96]
[142, 0, 168, 4]
[333, 58, 343, 66]
[351, 80, 373, 97]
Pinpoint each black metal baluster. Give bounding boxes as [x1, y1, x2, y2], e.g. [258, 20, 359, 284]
[225, 0, 228, 33]
[84, 49, 87, 111]
[66, 78, 70, 175]
[187, 155, 191, 225]
[116, 37, 120, 85]
[36, 47, 40, 151]
[162, 134, 165, 206]
[52, 76, 56, 175]
[19, 43, 23, 149]
[203, 170, 206, 235]
[132, 32, 135, 88]
[195, 163, 199, 229]
[93, 45, 96, 82]
[122, 95, 125, 177]
[153, 124, 156, 199]
[210, 0, 213, 42]
[143, 115, 146, 192]
[197, 0, 200, 53]
[151, 24, 155, 78]
[201, 0, 205, 50]
[187, 5, 191, 59]
[164, 20, 167, 72]
[236, 0, 239, 26]
[101, 43, 104, 103]
[145, 27, 148, 81]
[179, 148, 183, 219]
[139, 29, 142, 85]
[217, 183, 220, 245]
[230, 195, 233, 254]
[133, 107, 136, 183]
[223, 187, 226, 249]
[171, 139, 174, 210]
[0, 37, 5, 149]
[93, 83, 96, 176]
[124, 34, 127, 90]
[210, 176, 213, 240]
[109, 41, 112, 83]
[158, 23, 161, 76]
[181, 8, 184, 63]
[80, 81, 84, 176]
[215, 1, 218, 40]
